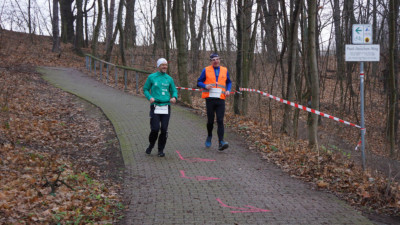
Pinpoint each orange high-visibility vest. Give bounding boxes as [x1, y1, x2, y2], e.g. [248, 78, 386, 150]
[201, 66, 227, 99]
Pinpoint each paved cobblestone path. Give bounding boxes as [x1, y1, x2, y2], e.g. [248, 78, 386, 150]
[39, 67, 373, 225]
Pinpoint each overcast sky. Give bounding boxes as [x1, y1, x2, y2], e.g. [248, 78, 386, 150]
[1, 0, 371, 51]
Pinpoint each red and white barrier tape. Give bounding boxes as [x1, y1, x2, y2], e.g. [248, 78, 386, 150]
[355, 140, 362, 151]
[176, 87, 202, 91]
[176, 87, 242, 94]
[239, 88, 361, 129]
[177, 86, 364, 150]
[354, 128, 366, 150]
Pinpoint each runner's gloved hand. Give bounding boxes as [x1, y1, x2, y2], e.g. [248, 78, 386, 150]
[206, 84, 214, 90]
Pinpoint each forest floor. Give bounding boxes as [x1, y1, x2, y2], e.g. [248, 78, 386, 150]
[0, 29, 399, 224]
[0, 31, 125, 223]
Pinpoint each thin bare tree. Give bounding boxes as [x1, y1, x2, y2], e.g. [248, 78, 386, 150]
[153, 0, 167, 56]
[74, 0, 84, 56]
[125, 0, 137, 50]
[172, 0, 191, 104]
[306, 0, 319, 149]
[91, 0, 103, 57]
[116, 0, 126, 65]
[51, 0, 60, 53]
[207, 0, 218, 52]
[226, 0, 232, 53]
[104, 0, 116, 61]
[234, 0, 260, 115]
[387, 0, 399, 156]
[189, 0, 208, 73]
[59, 0, 74, 43]
[281, 0, 302, 134]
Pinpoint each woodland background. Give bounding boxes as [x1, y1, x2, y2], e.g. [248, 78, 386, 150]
[0, 0, 400, 223]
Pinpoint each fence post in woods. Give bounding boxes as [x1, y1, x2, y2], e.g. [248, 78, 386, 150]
[100, 62, 103, 80]
[115, 67, 118, 87]
[84, 54, 151, 95]
[124, 69, 127, 91]
[360, 62, 366, 171]
[136, 72, 139, 94]
[346, 24, 380, 171]
[106, 64, 109, 84]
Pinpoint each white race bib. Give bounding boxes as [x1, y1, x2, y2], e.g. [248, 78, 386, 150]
[209, 88, 222, 98]
[154, 105, 169, 114]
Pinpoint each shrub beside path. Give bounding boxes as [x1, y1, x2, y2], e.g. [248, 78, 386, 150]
[39, 67, 372, 224]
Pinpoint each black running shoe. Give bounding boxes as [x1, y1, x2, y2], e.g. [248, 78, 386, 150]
[218, 141, 229, 151]
[145, 147, 152, 155]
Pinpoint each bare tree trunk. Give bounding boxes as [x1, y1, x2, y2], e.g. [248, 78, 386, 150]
[295, 0, 309, 138]
[189, 0, 208, 73]
[332, 0, 345, 108]
[343, 0, 357, 110]
[185, 0, 190, 47]
[166, 0, 172, 60]
[172, 0, 191, 104]
[281, 0, 301, 134]
[234, 0, 244, 115]
[91, 0, 103, 57]
[84, 0, 90, 47]
[104, 0, 115, 61]
[207, 0, 218, 53]
[279, 0, 289, 99]
[116, 0, 126, 65]
[74, 0, 84, 56]
[226, 0, 232, 53]
[307, 0, 319, 149]
[189, 0, 198, 73]
[260, 0, 278, 62]
[216, 0, 224, 51]
[60, 0, 74, 43]
[52, 0, 60, 53]
[28, 0, 33, 42]
[153, 0, 166, 55]
[387, 0, 399, 156]
[234, 0, 259, 115]
[125, 0, 137, 66]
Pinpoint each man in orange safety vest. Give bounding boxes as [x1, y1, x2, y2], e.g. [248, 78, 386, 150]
[197, 53, 232, 151]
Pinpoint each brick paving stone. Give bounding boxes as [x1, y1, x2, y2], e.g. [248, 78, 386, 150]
[39, 67, 373, 225]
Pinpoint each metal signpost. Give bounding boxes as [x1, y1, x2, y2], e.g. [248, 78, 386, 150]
[346, 24, 380, 171]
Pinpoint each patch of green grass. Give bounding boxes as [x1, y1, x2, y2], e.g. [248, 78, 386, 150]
[239, 126, 248, 130]
[327, 144, 351, 159]
[67, 174, 79, 181]
[25, 152, 44, 160]
[270, 145, 279, 152]
[81, 172, 94, 185]
[52, 198, 124, 224]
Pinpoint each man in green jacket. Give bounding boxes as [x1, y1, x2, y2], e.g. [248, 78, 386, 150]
[143, 58, 178, 157]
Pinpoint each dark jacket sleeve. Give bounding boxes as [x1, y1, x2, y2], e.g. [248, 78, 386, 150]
[197, 68, 207, 88]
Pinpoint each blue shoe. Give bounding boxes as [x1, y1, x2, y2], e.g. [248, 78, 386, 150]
[205, 136, 212, 148]
[218, 141, 229, 151]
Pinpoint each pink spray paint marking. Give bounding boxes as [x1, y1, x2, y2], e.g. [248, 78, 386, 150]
[176, 151, 216, 162]
[216, 198, 271, 213]
[180, 170, 220, 181]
